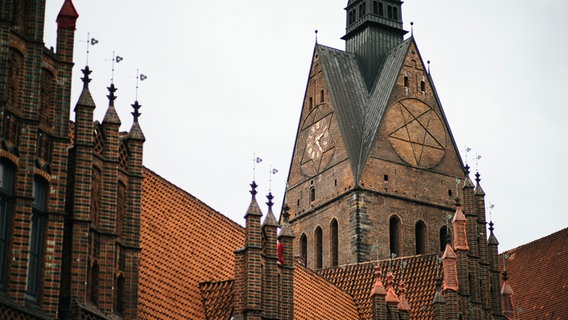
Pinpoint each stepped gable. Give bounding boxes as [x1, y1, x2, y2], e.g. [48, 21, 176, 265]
[501, 227, 568, 320]
[138, 167, 244, 319]
[318, 38, 413, 182]
[318, 254, 439, 320]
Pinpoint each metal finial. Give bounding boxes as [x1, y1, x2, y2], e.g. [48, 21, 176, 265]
[410, 21, 414, 36]
[131, 100, 142, 122]
[107, 83, 117, 106]
[475, 171, 481, 184]
[427, 60, 431, 74]
[315, 29, 318, 43]
[250, 181, 258, 197]
[110, 51, 123, 84]
[489, 220, 495, 233]
[81, 66, 92, 88]
[266, 192, 274, 209]
[502, 270, 509, 281]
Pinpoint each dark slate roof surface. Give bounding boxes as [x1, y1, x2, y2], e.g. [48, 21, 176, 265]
[317, 38, 413, 183]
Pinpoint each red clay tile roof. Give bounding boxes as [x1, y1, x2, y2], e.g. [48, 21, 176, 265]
[318, 254, 440, 320]
[294, 262, 359, 319]
[138, 167, 244, 319]
[199, 280, 234, 320]
[501, 227, 568, 320]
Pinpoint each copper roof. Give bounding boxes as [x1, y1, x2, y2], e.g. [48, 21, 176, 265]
[138, 167, 244, 319]
[501, 227, 568, 320]
[318, 254, 439, 320]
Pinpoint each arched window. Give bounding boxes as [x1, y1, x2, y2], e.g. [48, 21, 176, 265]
[116, 182, 127, 237]
[378, 2, 384, 16]
[315, 227, 323, 269]
[91, 167, 102, 226]
[440, 225, 451, 252]
[389, 216, 401, 257]
[27, 176, 48, 302]
[300, 234, 308, 266]
[89, 262, 99, 305]
[0, 160, 15, 289]
[415, 221, 427, 255]
[330, 219, 338, 267]
[115, 275, 125, 316]
[309, 187, 315, 203]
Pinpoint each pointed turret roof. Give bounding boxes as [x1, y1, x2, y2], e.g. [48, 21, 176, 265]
[103, 83, 122, 125]
[262, 193, 279, 227]
[56, 0, 79, 29]
[76, 66, 95, 109]
[128, 101, 146, 141]
[475, 172, 486, 196]
[245, 181, 262, 218]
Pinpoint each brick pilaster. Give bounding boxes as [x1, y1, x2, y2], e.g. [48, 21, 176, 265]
[278, 205, 295, 320]
[262, 193, 279, 319]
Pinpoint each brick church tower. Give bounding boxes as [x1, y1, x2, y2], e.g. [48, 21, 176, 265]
[0, 1, 144, 319]
[284, 0, 467, 269]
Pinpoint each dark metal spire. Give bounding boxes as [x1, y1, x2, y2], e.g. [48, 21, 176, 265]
[131, 100, 142, 123]
[266, 192, 274, 210]
[250, 181, 258, 198]
[475, 172, 481, 184]
[107, 83, 117, 106]
[81, 66, 92, 89]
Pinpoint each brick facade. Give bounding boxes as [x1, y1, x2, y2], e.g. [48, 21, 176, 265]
[0, 1, 143, 319]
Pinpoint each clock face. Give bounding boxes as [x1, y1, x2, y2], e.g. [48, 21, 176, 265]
[384, 98, 447, 168]
[299, 105, 335, 176]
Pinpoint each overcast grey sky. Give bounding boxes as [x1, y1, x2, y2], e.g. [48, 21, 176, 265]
[43, 0, 568, 252]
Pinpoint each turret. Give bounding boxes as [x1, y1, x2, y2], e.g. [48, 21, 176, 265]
[261, 193, 280, 319]
[370, 264, 387, 320]
[278, 205, 295, 320]
[342, 0, 407, 89]
[56, 0, 79, 62]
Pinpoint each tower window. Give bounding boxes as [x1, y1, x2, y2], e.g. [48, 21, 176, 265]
[315, 227, 323, 269]
[300, 234, 308, 266]
[384, 174, 389, 181]
[373, 1, 378, 14]
[309, 187, 316, 203]
[387, 5, 393, 19]
[421, 80, 426, 92]
[330, 219, 338, 267]
[0, 160, 15, 289]
[440, 225, 451, 252]
[308, 97, 313, 110]
[115, 275, 125, 316]
[88, 262, 99, 305]
[359, 4, 364, 18]
[415, 221, 426, 255]
[378, 2, 384, 16]
[448, 189, 453, 197]
[27, 176, 48, 302]
[393, 7, 398, 21]
[320, 89, 325, 103]
[404, 76, 409, 87]
[389, 216, 401, 257]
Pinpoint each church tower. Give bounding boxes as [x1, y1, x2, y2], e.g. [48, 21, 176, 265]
[284, 0, 466, 269]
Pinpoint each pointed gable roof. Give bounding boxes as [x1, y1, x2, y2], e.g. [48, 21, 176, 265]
[317, 38, 413, 183]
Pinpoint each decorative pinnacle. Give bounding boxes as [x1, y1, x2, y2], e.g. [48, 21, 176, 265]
[502, 271, 509, 282]
[475, 172, 481, 184]
[81, 66, 92, 88]
[266, 192, 274, 209]
[465, 164, 471, 175]
[250, 181, 258, 197]
[107, 83, 117, 106]
[131, 100, 142, 122]
[489, 221, 495, 233]
[455, 197, 461, 207]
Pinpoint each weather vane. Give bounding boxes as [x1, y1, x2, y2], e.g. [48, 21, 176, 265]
[475, 154, 482, 172]
[110, 51, 123, 84]
[488, 202, 495, 221]
[252, 153, 262, 181]
[268, 165, 278, 192]
[135, 69, 147, 100]
[84, 33, 98, 66]
[464, 146, 472, 166]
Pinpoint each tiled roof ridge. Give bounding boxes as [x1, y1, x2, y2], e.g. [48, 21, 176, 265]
[503, 226, 568, 254]
[320, 252, 439, 272]
[142, 166, 244, 231]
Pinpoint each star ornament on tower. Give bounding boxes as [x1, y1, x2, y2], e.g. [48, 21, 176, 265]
[385, 98, 447, 169]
